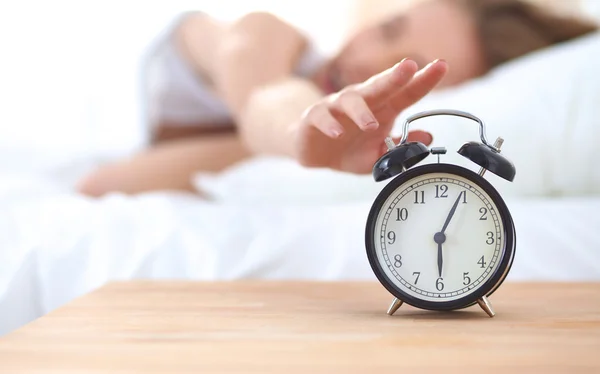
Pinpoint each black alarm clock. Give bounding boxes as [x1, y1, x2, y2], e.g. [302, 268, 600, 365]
[365, 109, 516, 318]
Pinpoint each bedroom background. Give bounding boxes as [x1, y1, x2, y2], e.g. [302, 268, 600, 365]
[0, 0, 599, 336]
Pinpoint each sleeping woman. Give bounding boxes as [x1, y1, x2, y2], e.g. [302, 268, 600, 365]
[77, 0, 597, 197]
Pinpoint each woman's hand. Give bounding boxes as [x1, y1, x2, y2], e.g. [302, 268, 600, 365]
[292, 58, 448, 173]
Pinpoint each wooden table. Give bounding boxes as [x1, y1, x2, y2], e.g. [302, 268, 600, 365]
[0, 281, 599, 373]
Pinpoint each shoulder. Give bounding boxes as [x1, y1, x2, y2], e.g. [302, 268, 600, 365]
[230, 11, 307, 44]
[233, 11, 292, 29]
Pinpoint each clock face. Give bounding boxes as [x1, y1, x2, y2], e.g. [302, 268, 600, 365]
[366, 164, 515, 310]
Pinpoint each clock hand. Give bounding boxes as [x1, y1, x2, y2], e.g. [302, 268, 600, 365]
[433, 232, 446, 278]
[440, 191, 463, 234]
[437, 242, 443, 277]
[434, 191, 463, 278]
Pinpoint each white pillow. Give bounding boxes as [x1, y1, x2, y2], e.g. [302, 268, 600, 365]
[194, 32, 600, 204]
[398, 31, 600, 198]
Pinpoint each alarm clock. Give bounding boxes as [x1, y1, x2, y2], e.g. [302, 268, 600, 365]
[365, 109, 516, 318]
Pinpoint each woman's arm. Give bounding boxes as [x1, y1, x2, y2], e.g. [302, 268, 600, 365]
[178, 11, 447, 173]
[244, 59, 449, 173]
[238, 77, 324, 157]
[174, 11, 311, 115]
[212, 12, 311, 117]
[175, 12, 227, 83]
[211, 12, 323, 156]
[164, 11, 315, 151]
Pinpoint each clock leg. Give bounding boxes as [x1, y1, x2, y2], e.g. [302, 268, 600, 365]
[387, 298, 403, 316]
[477, 296, 496, 318]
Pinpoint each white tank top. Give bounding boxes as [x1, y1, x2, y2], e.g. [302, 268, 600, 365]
[142, 15, 326, 130]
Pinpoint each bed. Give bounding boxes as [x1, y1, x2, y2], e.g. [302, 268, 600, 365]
[1, 169, 600, 336]
[1, 9, 599, 337]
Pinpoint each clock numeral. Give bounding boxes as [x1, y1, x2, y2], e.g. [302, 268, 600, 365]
[413, 190, 425, 204]
[479, 207, 488, 220]
[486, 231, 495, 245]
[393, 254, 402, 268]
[435, 277, 444, 291]
[387, 231, 396, 244]
[463, 272, 471, 285]
[395, 208, 408, 221]
[477, 255, 487, 268]
[412, 271, 421, 284]
[435, 184, 448, 198]
[461, 190, 467, 204]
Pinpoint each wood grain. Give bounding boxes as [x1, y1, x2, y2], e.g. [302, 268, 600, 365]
[0, 281, 599, 373]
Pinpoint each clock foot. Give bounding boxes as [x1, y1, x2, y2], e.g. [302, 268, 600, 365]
[477, 296, 495, 318]
[387, 298, 403, 316]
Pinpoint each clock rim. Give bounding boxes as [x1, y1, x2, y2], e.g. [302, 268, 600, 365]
[365, 163, 516, 311]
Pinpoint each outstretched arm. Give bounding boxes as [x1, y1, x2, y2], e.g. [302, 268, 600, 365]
[293, 58, 448, 173]
[213, 12, 311, 116]
[211, 12, 321, 157]
[243, 58, 449, 173]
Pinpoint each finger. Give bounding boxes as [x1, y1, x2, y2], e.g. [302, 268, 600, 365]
[356, 59, 419, 107]
[332, 91, 379, 131]
[388, 59, 449, 111]
[381, 131, 433, 154]
[304, 104, 345, 138]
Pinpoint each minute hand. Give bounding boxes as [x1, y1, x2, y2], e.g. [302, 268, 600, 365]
[440, 191, 464, 233]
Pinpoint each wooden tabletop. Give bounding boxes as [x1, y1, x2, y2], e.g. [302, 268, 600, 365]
[0, 281, 599, 373]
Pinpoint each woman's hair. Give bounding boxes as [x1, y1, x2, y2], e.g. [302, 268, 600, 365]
[462, 0, 598, 70]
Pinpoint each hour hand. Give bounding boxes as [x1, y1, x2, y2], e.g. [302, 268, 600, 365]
[440, 191, 463, 234]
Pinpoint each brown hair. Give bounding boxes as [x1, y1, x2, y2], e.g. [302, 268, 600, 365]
[462, 0, 598, 70]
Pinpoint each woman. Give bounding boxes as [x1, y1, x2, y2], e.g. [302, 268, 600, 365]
[77, 0, 597, 196]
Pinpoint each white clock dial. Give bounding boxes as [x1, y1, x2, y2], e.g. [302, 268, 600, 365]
[372, 172, 505, 302]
